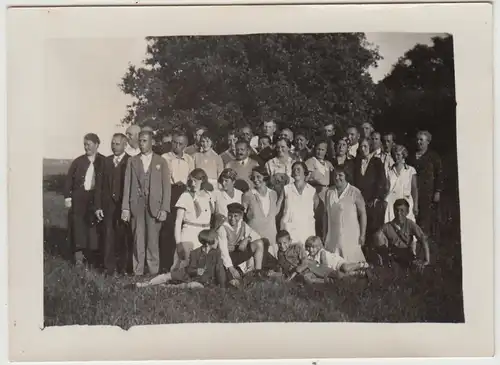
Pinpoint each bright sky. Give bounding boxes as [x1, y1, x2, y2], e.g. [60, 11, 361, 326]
[44, 33, 444, 159]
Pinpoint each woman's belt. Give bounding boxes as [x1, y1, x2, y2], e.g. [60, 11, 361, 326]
[183, 221, 210, 228]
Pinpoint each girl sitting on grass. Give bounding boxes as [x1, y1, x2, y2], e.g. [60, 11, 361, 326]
[135, 229, 226, 289]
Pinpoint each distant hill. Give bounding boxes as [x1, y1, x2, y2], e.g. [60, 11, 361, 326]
[43, 159, 72, 176]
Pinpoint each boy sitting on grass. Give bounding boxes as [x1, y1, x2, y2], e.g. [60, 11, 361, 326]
[373, 199, 430, 272]
[216, 202, 266, 287]
[134, 229, 226, 289]
[268, 231, 368, 284]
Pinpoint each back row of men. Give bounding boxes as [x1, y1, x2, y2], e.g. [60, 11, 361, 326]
[63, 120, 442, 277]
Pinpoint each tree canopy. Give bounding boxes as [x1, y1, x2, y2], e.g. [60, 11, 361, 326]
[120, 33, 382, 144]
[374, 35, 456, 156]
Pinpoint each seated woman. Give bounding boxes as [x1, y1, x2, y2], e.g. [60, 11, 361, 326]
[216, 202, 266, 285]
[135, 229, 226, 288]
[374, 199, 430, 271]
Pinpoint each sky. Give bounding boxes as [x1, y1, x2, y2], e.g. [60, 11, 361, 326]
[43, 33, 444, 159]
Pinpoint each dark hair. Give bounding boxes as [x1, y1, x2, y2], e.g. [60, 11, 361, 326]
[112, 133, 127, 141]
[227, 129, 238, 137]
[139, 130, 153, 140]
[200, 131, 215, 142]
[294, 129, 308, 140]
[371, 131, 381, 139]
[314, 139, 329, 148]
[276, 230, 291, 240]
[291, 161, 310, 176]
[393, 198, 410, 211]
[235, 140, 249, 149]
[173, 129, 188, 140]
[198, 229, 217, 246]
[275, 136, 292, 149]
[84, 133, 100, 145]
[218, 168, 238, 184]
[346, 125, 359, 133]
[258, 134, 271, 144]
[251, 165, 270, 181]
[383, 132, 397, 141]
[189, 168, 213, 192]
[333, 165, 348, 176]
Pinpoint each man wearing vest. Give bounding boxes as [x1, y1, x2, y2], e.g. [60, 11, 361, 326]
[122, 131, 172, 276]
[216, 202, 265, 283]
[95, 133, 131, 276]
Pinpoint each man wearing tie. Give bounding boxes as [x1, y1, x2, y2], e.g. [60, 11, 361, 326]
[122, 131, 172, 276]
[64, 133, 105, 266]
[94, 133, 131, 276]
[160, 131, 194, 271]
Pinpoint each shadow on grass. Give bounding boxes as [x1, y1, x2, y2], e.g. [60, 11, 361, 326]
[43, 225, 72, 262]
[43, 174, 67, 195]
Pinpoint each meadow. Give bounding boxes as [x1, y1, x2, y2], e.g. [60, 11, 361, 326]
[43, 158, 464, 327]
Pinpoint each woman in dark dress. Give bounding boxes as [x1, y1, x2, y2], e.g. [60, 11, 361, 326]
[406, 130, 443, 240]
[64, 133, 105, 267]
[331, 136, 354, 184]
[351, 138, 388, 258]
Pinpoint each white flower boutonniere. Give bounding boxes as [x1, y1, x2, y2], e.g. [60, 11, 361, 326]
[156, 164, 161, 170]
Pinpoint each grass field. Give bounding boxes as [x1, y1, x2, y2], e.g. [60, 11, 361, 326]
[43, 158, 464, 327]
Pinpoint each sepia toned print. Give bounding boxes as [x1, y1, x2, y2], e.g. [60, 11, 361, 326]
[7, 3, 493, 361]
[43, 32, 463, 326]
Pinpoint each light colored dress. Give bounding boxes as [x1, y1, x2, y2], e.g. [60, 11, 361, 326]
[193, 149, 224, 190]
[281, 183, 316, 245]
[324, 184, 366, 263]
[242, 188, 279, 257]
[175, 191, 213, 249]
[384, 164, 417, 223]
[265, 156, 295, 180]
[305, 157, 334, 202]
[214, 189, 243, 218]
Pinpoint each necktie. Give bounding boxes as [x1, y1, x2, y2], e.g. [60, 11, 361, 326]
[113, 156, 120, 167]
[193, 198, 202, 218]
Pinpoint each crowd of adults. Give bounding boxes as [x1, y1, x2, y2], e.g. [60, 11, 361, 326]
[63, 119, 443, 287]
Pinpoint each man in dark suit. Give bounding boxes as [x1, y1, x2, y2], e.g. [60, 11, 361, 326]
[121, 131, 172, 276]
[94, 133, 131, 276]
[64, 133, 105, 266]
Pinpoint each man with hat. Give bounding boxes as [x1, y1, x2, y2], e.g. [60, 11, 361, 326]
[216, 202, 266, 282]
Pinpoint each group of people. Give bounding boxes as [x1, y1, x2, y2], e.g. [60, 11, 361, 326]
[63, 119, 443, 288]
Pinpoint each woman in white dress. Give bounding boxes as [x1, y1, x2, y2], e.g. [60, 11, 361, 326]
[324, 166, 367, 263]
[171, 168, 214, 270]
[214, 168, 243, 218]
[279, 161, 319, 245]
[384, 145, 419, 223]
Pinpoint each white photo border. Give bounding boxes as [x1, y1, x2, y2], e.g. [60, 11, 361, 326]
[6, 2, 494, 362]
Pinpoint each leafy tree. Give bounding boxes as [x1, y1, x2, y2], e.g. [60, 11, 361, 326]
[120, 33, 382, 147]
[374, 35, 456, 157]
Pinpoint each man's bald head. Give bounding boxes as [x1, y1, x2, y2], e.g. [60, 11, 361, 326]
[126, 125, 141, 148]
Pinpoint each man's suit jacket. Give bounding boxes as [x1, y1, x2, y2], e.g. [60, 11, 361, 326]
[352, 156, 388, 203]
[64, 153, 105, 205]
[122, 153, 171, 217]
[94, 154, 130, 212]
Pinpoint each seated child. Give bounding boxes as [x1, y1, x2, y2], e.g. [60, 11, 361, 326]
[266, 229, 308, 278]
[374, 199, 430, 271]
[300, 236, 369, 283]
[216, 202, 266, 285]
[135, 229, 226, 289]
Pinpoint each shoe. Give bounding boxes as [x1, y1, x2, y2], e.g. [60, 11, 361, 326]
[229, 279, 241, 288]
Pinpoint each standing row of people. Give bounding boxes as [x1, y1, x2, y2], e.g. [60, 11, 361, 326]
[63, 120, 442, 283]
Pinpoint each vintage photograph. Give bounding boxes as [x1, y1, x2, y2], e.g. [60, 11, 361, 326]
[42, 32, 462, 327]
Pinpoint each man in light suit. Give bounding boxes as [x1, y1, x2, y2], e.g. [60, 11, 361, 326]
[122, 131, 171, 276]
